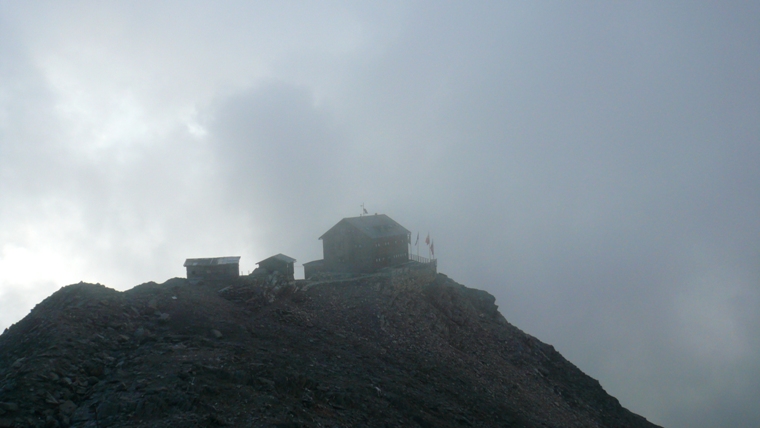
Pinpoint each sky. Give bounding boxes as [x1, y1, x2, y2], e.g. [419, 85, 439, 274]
[1, 1, 759, 426]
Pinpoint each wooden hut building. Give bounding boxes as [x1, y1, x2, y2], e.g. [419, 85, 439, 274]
[317, 214, 411, 274]
[256, 253, 296, 280]
[303, 259, 325, 280]
[184, 256, 240, 282]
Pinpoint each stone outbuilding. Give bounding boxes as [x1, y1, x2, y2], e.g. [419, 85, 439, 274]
[184, 256, 240, 282]
[256, 253, 296, 280]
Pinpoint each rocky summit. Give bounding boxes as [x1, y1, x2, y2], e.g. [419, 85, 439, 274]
[0, 266, 661, 428]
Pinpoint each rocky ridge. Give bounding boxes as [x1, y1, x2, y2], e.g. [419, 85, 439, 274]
[0, 266, 661, 427]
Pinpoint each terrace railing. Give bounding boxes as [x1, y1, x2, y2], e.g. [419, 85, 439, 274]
[409, 253, 435, 264]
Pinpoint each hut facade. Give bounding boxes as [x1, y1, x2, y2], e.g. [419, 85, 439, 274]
[184, 256, 240, 282]
[303, 259, 325, 280]
[316, 214, 410, 274]
[256, 253, 296, 280]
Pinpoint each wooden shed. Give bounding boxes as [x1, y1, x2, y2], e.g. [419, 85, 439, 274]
[303, 259, 325, 280]
[184, 256, 240, 282]
[256, 253, 296, 280]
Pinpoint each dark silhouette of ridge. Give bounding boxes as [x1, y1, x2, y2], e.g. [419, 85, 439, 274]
[0, 269, 661, 427]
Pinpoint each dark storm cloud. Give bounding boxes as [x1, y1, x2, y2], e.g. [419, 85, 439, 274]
[1, 2, 759, 427]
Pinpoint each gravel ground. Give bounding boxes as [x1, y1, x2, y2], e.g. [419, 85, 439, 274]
[0, 267, 661, 428]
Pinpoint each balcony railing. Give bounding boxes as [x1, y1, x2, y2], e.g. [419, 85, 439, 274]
[409, 253, 435, 264]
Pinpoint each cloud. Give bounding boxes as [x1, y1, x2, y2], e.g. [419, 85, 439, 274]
[207, 81, 355, 261]
[1, 2, 759, 427]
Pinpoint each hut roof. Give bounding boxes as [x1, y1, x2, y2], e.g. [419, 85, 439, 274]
[257, 253, 296, 265]
[183, 256, 241, 267]
[320, 214, 410, 240]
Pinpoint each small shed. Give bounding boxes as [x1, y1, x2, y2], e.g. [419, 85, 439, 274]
[303, 259, 325, 280]
[184, 256, 240, 282]
[256, 254, 296, 280]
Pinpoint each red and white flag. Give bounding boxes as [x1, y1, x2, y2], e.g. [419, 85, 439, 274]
[430, 240, 435, 256]
[425, 233, 430, 246]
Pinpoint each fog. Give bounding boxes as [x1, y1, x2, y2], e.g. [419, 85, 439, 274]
[2, 2, 759, 426]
